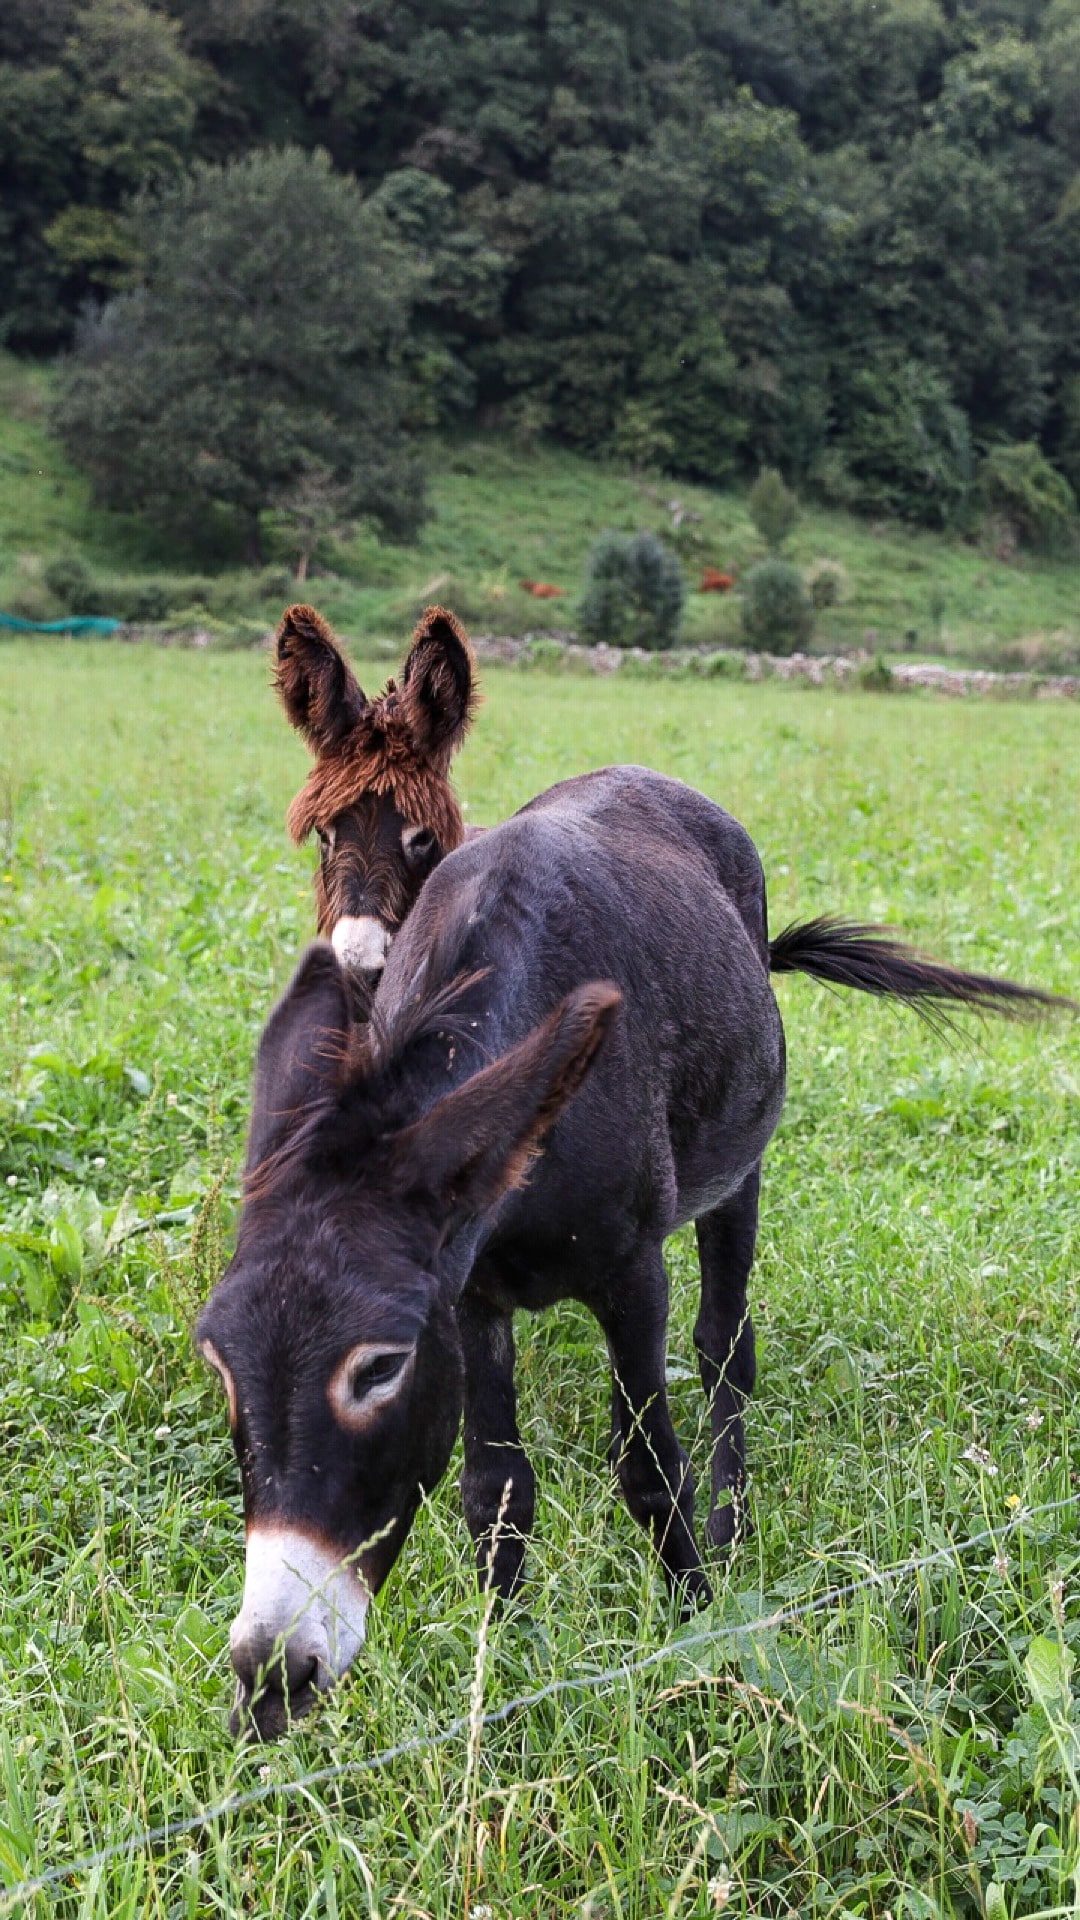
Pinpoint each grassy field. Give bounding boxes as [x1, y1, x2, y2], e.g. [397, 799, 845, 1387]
[0, 639, 1078, 1917]
[2, 351, 1079, 668]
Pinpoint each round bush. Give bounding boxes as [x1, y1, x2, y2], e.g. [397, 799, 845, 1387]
[578, 530, 684, 651]
[124, 582, 172, 622]
[741, 558, 814, 655]
[806, 558, 849, 609]
[44, 553, 100, 613]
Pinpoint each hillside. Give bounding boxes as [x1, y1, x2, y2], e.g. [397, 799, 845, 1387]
[2, 353, 1079, 669]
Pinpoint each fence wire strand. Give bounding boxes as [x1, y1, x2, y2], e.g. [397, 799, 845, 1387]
[2, 1490, 1075, 1912]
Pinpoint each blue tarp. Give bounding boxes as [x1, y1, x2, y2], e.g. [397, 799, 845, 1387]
[0, 612, 122, 635]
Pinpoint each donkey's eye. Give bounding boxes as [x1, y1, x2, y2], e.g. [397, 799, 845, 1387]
[328, 1342, 414, 1430]
[317, 825, 336, 857]
[351, 1351, 407, 1398]
[402, 825, 437, 871]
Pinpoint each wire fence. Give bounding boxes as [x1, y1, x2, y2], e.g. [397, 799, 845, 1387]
[2, 1489, 1075, 1912]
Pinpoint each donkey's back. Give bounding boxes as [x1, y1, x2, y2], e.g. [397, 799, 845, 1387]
[379, 764, 786, 1239]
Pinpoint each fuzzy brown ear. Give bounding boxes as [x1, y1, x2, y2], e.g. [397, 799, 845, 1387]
[393, 982, 621, 1234]
[275, 604, 369, 754]
[399, 605, 477, 766]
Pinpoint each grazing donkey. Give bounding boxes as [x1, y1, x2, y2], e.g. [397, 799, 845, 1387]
[275, 602, 478, 986]
[198, 767, 1071, 1739]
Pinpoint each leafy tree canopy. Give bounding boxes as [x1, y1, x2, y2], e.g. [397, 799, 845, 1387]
[53, 147, 426, 553]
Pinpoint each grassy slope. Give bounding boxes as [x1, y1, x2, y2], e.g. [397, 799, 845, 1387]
[2, 352, 1079, 664]
[0, 641, 1077, 1916]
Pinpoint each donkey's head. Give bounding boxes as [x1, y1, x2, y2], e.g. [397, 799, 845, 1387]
[276, 604, 477, 989]
[196, 945, 619, 1739]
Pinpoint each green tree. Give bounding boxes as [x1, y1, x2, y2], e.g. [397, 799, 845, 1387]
[54, 147, 425, 555]
[749, 468, 799, 550]
[0, 0, 202, 345]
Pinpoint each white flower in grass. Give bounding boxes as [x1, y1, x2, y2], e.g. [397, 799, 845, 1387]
[962, 1444, 998, 1475]
[1025, 1409, 1044, 1431]
[995, 1554, 1009, 1577]
[708, 1871, 732, 1911]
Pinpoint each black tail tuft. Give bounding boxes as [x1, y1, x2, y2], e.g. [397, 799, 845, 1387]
[769, 915, 1075, 1036]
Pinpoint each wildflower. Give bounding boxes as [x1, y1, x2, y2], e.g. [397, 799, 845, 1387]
[709, 1872, 732, 1911]
[1005, 1493, 1022, 1510]
[5, 1175, 16, 1188]
[154, 1423, 171, 1440]
[962, 1444, 998, 1475]
[1025, 1409, 1044, 1431]
[994, 1555, 1009, 1577]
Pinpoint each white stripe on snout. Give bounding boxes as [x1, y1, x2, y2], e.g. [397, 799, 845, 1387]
[231, 1527, 370, 1684]
[331, 915, 390, 976]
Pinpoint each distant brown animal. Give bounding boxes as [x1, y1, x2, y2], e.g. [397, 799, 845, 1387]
[699, 568, 735, 593]
[519, 579, 565, 598]
[275, 603, 478, 987]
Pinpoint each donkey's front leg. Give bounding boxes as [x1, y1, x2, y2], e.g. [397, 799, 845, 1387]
[694, 1168, 760, 1552]
[601, 1252, 711, 1611]
[457, 1286, 536, 1599]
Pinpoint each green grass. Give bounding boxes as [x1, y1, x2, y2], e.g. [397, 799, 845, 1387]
[0, 640, 1077, 1916]
[2, 351, 1079, 667]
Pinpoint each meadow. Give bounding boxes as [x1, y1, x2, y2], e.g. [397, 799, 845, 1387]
[0, 637, 1077, 1918]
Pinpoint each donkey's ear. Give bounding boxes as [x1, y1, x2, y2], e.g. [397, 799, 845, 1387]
[275, 604, 368, 754]
[400, 605, 477, 765]
[245, 944, 352, 1175]
[393, 982, 621, 1235]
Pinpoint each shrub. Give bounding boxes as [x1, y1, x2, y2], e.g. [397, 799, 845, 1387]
[857, 652, 895, 692]
[123, 582, 172, 622]
[610, 401, 675, 473]
[978, 443, 1078, 556]
[741, 559, 814, 655]
[255, 566, 296, 603]
[748, 469, 798, 551]
[806, 558, 850, 609]
[44, 553, 101, 613]
[578, 530, 684, 651]
[6, 581, 57, 623]
[837, 358, 973, 529]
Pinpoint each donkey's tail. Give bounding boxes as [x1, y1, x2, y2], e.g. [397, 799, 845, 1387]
[768, 915, 1075, 1033]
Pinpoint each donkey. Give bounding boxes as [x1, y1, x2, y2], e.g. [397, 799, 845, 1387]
[197, 766, 1071, 1739]
[275, 602, 478, 987]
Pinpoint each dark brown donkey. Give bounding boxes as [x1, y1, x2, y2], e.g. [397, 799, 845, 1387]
[275, 602, 478, 987]
[198, 766, 1072, 1739]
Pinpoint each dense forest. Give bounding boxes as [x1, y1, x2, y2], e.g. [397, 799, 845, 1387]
[3, 0, 1080, 536]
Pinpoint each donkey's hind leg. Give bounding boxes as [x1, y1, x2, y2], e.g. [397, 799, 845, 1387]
[694, 1166, 760, 1552]
[458, 1285, 536, 1600]
[601, 1247, 711, 1611]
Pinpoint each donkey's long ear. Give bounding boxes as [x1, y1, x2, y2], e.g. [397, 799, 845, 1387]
[275, 604, 368, 754]
[400, 605, 477, 765]
[245, 944, 352, 1176]
[394, 982, 621, 1235]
